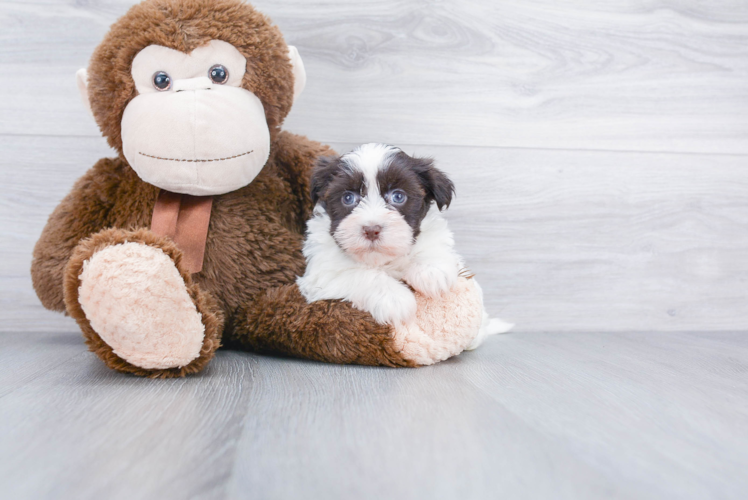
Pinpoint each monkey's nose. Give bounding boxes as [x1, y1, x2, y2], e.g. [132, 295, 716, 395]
[363, 225, 382, 241]
[173, 77, 214, 92]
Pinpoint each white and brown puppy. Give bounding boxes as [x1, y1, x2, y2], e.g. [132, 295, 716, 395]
[297, 143, 511, 348]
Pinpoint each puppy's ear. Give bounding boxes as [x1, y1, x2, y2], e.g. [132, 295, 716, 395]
[412, 157, 455, 210]
[310, 155, 341, 206]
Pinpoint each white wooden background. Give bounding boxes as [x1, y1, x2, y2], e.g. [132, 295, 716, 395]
[1, 2, 748, 499]
[1, 0, 747, 332]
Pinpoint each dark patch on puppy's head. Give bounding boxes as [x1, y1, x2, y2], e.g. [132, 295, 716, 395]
[377, 151, 455, 237]
[310, 155, 341, 206]
[406, 154, 455, 211]
[310, 155, 366, 233]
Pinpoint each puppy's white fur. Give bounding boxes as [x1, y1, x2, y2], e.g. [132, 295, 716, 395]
[297, 143, 512, 346]
[299, 204, 460, 325]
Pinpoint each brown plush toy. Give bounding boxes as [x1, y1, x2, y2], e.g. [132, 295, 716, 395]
[31, 0, 481, 378]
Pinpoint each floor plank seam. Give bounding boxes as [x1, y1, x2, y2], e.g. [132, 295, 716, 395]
[218, 355, 261, 500]
[0, 350, 88, 400]
[3, 132, 748, 159]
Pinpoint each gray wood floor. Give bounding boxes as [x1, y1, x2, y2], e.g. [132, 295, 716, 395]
[2, 331, 747, 500]
[1, 1, 747, 499]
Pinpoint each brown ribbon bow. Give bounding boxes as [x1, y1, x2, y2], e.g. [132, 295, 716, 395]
[151, 190, 213, 274]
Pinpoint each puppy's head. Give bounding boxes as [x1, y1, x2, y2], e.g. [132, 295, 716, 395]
[311, 143, 454, 265]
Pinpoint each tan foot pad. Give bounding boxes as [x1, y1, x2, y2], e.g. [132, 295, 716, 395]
[392, 277, 483, 365]
[78, 242, 205, 370]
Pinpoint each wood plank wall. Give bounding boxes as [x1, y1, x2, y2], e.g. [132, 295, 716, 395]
[1, 0, 746, 333]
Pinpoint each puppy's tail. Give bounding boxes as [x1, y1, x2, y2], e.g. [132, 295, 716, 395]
[466, 278, 513, 350]
[466, 311, 514, 351]
[485, 317, 514, 336]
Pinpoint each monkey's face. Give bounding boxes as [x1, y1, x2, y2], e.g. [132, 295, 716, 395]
[119, 40, 269, 196]
[79, 0, 305, 196]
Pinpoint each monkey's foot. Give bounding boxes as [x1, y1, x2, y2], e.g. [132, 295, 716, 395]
[65, 228, 223, 377]
[392, 277, 484, 365]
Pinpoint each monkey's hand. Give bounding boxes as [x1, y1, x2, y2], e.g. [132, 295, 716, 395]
[391, 277, 484, 365]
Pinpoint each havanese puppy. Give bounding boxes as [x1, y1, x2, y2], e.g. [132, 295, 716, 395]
[297, 143, 512, 349]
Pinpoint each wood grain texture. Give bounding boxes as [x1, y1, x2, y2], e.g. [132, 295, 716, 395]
[0, 331, 82, 398]
[0, 135, 115, 332]
[226, 332, 748, 499]
[1, 2, 747, 498]
[459, 332, 748, 500]
[0, 331, 746, 499]
[0, 0, 747, 153]
[0, 346, 257, 500]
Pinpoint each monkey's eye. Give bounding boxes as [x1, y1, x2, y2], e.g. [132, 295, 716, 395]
[209, 64, 229, 84]
[388, 189, 408, 205]
[152, 71, 172, 91]
[341, 191, 360, 207]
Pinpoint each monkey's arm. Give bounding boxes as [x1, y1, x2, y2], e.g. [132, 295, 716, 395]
[271, 131, 335, 229]
[231, 285, 415, 367]
[31, 158, 121, 311]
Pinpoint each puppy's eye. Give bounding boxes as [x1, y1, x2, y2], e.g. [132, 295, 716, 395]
[152, 71, 172, 91]
[341, 191, 360, 207]
[388, 189, 407, 205]
[209, 64, 229, 84]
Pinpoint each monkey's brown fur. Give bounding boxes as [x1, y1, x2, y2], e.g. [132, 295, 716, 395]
[31, 0, 413, 377]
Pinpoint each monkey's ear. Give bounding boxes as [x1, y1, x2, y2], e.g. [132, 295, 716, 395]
[76, 68, 94, 117]
[310, 155, 340, 206]
[288, 46, 306, 102]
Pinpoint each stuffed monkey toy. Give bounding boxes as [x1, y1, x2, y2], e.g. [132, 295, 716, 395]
[31, 0, 484, 377]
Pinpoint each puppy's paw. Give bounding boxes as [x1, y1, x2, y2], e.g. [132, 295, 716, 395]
[362, 282, 417, 326]
[404, 262, 458, 298]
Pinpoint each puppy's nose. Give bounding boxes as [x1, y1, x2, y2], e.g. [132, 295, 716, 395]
[363, 225, 382, 241]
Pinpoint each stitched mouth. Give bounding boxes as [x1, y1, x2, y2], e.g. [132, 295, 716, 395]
[138, 150, 253, 163]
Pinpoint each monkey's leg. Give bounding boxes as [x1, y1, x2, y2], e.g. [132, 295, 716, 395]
[64, 228, 223, 378]
[231, 285, 417, 367]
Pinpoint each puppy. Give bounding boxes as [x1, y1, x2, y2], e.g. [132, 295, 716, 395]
[297, 143, 511, 348]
